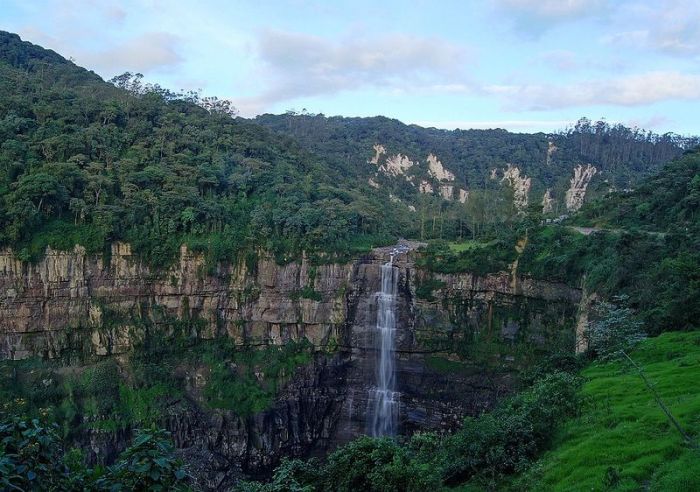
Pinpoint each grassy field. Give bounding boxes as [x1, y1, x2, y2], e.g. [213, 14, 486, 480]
[447, 240, 495, 253]
[513, 331, 700, 491]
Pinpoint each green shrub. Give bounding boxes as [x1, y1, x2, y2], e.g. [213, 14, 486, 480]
[415, 276, 445, 301]
[323, 436, 441, 492]
[96, 427, 189, 491]
[442, 371, 582, 486]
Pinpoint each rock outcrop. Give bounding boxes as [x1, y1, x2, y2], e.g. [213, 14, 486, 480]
[565, 164, 597, 212]
[542, 188, 554, 214]
[501, 165, 531, 211]
[0, 242, 583, 487]
[427, 153, 455, 181]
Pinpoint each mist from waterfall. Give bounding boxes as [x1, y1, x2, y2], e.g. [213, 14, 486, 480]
[367, 256, 400, 437]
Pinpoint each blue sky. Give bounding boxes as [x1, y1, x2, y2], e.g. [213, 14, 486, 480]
[3, 0, 700, 134]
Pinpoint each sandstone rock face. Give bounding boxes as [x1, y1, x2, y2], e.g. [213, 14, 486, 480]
[566, 164, 597, 212]
[501, 165, 531, 211]
[419, 180, 434, 194]
[439, 184, 454, 200]
[542, 188, 555, 214]
[546, 141, 558, 166]
[458, 188, 469, 203]
[0, 242, 583, 487]
[369, 144, 386, 165]
[0, 243, 349, 360]
[427, 153, 455, 181]
[383, 153, 415, 177]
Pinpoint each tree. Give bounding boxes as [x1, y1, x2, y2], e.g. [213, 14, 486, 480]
[584, 295, 646, 360]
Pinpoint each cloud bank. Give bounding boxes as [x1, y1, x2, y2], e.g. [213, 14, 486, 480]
[234, 29, 472, 114]
[489, 71, 700, 110]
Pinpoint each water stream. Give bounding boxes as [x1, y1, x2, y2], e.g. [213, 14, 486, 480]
[367, 254, 400, 437]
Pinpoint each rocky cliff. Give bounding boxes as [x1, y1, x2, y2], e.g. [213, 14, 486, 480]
[0, 242, 582, 488]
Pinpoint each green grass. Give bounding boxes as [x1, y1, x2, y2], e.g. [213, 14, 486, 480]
[447, 240, 494, 253]
[514, 331, 700, 491]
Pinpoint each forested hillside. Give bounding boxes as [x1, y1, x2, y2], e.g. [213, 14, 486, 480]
[1, 30, 696, 268]
[0, 30, 699, 492]
[418, 147, 700, 336]
[0, 31, 408, 267]
[255, 112, 697, 210]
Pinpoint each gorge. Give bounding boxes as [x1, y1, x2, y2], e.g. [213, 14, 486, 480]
[0, 239, 584, 487]
[0, 29, 698, 491]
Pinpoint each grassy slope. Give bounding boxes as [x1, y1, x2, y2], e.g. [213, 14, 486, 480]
[514, 331, 700, 491]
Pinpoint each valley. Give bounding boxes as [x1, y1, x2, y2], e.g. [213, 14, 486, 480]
[0, 28, 698, 491]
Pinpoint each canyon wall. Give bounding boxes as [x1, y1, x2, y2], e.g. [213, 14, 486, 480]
[0, 242, 582, 488]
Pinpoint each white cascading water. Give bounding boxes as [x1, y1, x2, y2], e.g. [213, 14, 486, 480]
[367, 255, 400, 437]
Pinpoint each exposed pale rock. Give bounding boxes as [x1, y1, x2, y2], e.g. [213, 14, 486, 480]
[490, 168, 499, 180]
[0, 245, 353, 359]
[541, 189, 554, 214]
[383, 154, 414, 176]
[565, 164, 597, 212]
[427, 153, 455, 181]
[369, 144, 386, 165]
[501, 165, 531, 211]
[368, 177, 380, 189]
[419, 180, 433, 194]
[0, 240, 584, 485]
[546, 141, 558, 165]
[458, 189, 469, 203]
[439, 184, 454, 200]
[408, 205, 416, 212]
[575, 289, 597, 353]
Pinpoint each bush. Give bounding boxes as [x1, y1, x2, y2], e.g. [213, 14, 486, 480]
[0, 417, 189, 491]
[0, 418, 73, 490]
[323, 436, 441, 492]
[442, 371, 582, 486]
[96, 427, 189, 491]
[585, 296, 646, 360]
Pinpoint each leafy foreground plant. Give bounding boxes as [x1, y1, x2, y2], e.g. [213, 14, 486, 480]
[0, 419, 189, 491]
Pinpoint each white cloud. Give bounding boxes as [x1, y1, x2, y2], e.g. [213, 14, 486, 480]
[233, 29, 472, 113]
[79, 32, 182, 74]
[495, 0, 608, 36]
[488, 71, 700, 110]
[605, 0, 700, 56]
[497, 0, 599, 19]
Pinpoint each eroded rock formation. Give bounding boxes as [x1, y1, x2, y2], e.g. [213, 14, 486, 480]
[546, 140, 558, 165]
[542, 188, 554, 214]
[458, 189, 469, 203]
[0, 243, 583, 488]
[501, 165, 531, 211]
[565, 164, 597, 212]
[369, 144, 386, 165]
[427, 153, 455, 181]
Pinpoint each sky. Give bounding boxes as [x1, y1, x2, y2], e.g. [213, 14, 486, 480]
[3, 0, 700, 134]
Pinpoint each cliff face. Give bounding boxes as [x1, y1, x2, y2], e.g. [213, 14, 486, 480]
[0, 242, 582, 488]
[0, 242, 349, 359]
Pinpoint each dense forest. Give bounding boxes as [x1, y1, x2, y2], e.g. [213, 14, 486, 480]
[0, 31, 409, 267]
[255, 111, 697, 197]
[1, 30, 696, 269]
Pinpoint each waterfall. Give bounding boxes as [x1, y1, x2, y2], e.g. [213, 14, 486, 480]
[367, 255, 400, 437]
